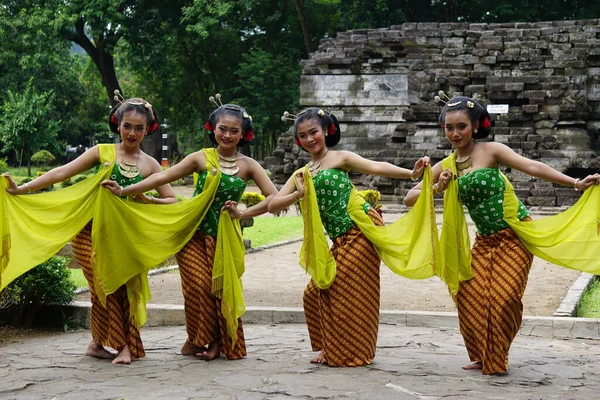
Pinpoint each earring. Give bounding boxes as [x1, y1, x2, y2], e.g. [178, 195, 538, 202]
[474, 129, 478, 134]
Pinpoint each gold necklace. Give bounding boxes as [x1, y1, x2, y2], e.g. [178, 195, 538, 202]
[118, 146, 140, 179]
[307, 149, 329, 176]
[455, 145, 474, 177]
[218, 151, 239, 175]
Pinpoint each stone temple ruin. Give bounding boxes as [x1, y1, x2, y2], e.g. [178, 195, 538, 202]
[263, 20, 600, 206]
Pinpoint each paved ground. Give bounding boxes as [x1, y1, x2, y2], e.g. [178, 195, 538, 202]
[1, 323, 600, 399]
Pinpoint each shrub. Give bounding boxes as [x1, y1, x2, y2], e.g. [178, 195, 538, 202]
[30, 150, 55, 166]
[0, 158, 9, 173]
[358, 189, 382, 210]
[74, 175, 88, 184]
[61, 177, 73, 188]
[2, 256, 76, 327]
[239, 192, 265, 208]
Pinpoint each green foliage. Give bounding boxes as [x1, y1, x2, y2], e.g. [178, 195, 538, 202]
[239, 192, 266, 208]
[74, 175, 88, 184]
[0, 158, 9, 173]
[0, 80, 60, 176]
[30, 150, 55, 166]
[358, 189, 382, 210]
[2, 256, 76, 328]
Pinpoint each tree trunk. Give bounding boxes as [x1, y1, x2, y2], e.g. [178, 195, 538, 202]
[293, 0, 311, 56]
[63, 18, 122, 105]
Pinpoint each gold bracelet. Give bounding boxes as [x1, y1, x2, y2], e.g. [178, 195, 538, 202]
[410, 171, 418, 181]
[24, 183, 32, 193]
[574, 179, 580, 192]
[152, 196, 156, 204]
[119, 187, 123, 197]
[433, 183, 441, 195]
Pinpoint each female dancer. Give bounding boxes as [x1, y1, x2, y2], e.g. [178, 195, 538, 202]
[268, 108, 433, 367]
[102, 101, 277, 361]
[405, 95, 600, 375]
[4, 96, 177, 364]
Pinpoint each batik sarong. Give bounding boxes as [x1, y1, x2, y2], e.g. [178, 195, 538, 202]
[456, 225, 533, 375]
[303, 209, 383, 367]
[176, 230, 246, 360]
[71, 222, 145, 359]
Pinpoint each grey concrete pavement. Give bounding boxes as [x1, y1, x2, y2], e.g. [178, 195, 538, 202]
[2, 323, 600, 399]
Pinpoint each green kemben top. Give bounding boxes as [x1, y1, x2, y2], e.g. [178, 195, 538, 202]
[193, 170, 247, 236]
[313, 168, 370, 239]
[458, 168, 529, 236]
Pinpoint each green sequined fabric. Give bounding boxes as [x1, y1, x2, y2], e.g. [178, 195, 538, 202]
[313, 168, 370, 238]
[458, 168, 529, 235]
[194, 171, 247, 236]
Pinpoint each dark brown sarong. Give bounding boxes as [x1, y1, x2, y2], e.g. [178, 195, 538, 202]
[176, 230, 246, 360]
[71, 222, 145, 359]
[456, 225, 533, 375]
[303, 209, 383, 367]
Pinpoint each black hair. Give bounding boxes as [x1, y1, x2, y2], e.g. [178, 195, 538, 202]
[438, 96, 492, 139]
[293, 107, 341, 148]
[205, 104, 254, 147]
[108, 98, 159, 134]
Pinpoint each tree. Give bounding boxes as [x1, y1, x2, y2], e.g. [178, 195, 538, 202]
[0, 81, 61, 176]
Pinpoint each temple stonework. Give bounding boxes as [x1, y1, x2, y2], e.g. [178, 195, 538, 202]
[264, 20, 600, 206]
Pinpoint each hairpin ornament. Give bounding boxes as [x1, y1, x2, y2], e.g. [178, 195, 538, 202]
[434, 90, 452, 105]
[113, 89, 153, 109]
[209, 93, 223, 108]
[281, 111, 296, 122]
[113, 89, 125, 104]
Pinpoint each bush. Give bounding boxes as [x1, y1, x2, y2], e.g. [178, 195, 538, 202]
[74, 175, 88, 184]
[30, 149, 55, 166]
[358, 189, 382, 210]
[239, 192, 265, 208]
[0, 158, 8, 173]
[61, 177, 73, 188]
[2, 256, 76, 327]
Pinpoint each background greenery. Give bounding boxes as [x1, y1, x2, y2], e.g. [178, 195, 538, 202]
[2, 0, 599, 173]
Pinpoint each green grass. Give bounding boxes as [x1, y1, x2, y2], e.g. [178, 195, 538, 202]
[577, 278, 600, 318]
[68, 268, 88, 289]
[244, 216, 303, 248]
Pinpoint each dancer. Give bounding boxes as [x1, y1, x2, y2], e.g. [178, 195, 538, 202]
[268, 108, 436, 367]
[405, 94, 600, 375]
[4, 94, 176, 364]
[102, 98, 277, 361]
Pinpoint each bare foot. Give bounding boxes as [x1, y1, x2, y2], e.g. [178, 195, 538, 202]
[310, 351, 328, 364]
[85, 341, 115, 360]
[112, 345, 132, 365]
[462, 362, 482, 370]
[181, 340, 206, 356]
[196, 341, 220, 361]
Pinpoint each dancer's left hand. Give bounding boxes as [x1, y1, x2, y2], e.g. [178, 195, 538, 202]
[222, 200, 244, 219]
[411, 156, 431, 180]
[577, 173, 600, 191]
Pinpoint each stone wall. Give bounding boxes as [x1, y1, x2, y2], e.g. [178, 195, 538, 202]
[263, 19, 600, 206]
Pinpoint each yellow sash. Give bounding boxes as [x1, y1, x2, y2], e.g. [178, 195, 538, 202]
[440, 152, 600, 293]
[297, 165, 439, 289]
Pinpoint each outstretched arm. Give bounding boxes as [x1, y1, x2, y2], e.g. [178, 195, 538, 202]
[222, 160, 278, 219]
[492, 142, 600, 191]
[4, 146, 100, 195]
[102, 151, 205, 196]
[339, 151, 430, 180]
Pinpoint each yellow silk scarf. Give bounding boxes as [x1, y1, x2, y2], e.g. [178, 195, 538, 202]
[296, 165, 439, 289]
[440, 153, 474, 294]
[0, 144, 116, 292]
[1, 146, 246, 334]
[441, 152, 600, 293]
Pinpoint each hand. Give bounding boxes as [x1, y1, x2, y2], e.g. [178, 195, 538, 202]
[131, 193, 156, 204]
[221, 200, 243, 219]
[576, 173, 600, 191]
[411, 156, 431, 180]
[294, 171, 305, 198]
[434, 168, 454, 194]
[101, 179, 124, 196]
[3, 173, 22, 195]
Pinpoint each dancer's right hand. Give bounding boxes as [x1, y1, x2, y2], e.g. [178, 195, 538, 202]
[2, 173, 22, 195]
[435, 168, 453, 193]
[101, 179, 123, 196]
